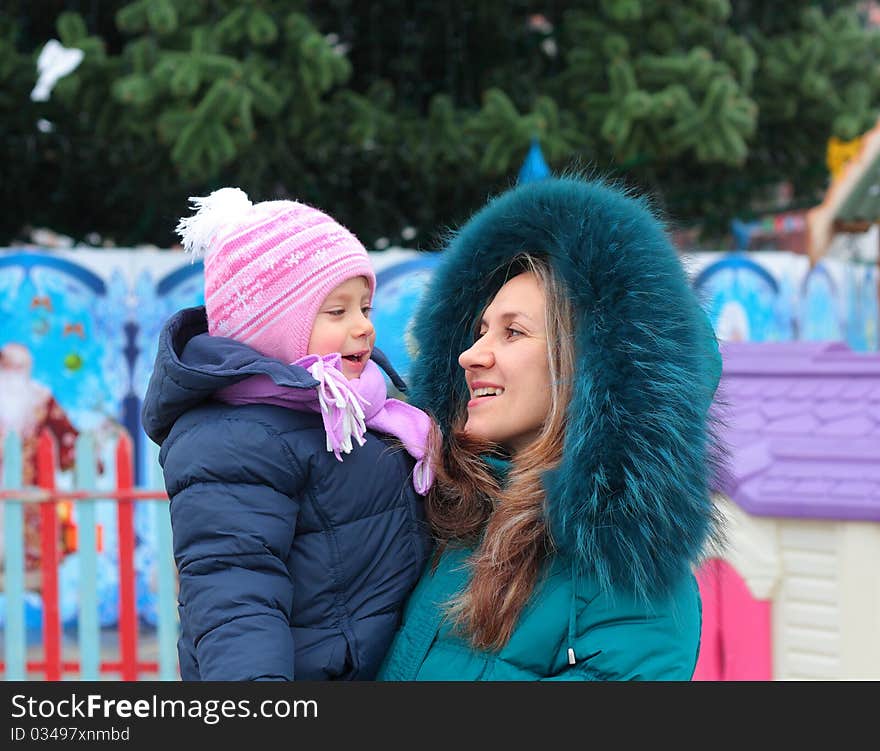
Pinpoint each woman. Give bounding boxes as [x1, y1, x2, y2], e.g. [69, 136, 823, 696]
[378, 175, 723, 680]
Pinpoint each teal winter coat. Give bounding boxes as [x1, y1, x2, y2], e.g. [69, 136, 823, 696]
[379, 546, 702, 681]
[377, 176, 723, 681]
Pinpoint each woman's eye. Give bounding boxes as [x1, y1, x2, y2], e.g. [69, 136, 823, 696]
[507, 328, 524, 338]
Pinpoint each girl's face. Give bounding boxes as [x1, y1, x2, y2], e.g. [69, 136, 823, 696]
[458, 272, 552, 453]
[308, 276, 376, 380]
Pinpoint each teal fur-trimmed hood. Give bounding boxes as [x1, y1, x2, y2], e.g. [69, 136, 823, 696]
[407, 176, 723, 599]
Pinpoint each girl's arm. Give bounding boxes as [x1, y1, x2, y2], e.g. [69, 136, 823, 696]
[165, 415, 304, 680]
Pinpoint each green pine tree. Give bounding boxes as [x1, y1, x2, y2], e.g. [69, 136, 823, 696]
[2, 0, 879, 247]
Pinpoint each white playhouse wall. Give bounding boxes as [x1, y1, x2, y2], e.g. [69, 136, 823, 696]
[713, 494, 880, 680]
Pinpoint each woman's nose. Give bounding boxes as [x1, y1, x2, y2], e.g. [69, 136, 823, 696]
[459, 337, 493, 369]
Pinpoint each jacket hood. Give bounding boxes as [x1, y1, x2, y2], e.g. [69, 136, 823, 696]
[142, 306, 408, 446]
[407, 176, 723, 599]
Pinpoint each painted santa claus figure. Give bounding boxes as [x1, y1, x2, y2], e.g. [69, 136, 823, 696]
[0, 342, 79, 579]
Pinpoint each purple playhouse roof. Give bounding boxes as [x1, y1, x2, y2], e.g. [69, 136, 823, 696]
[718, 341, 880, 521]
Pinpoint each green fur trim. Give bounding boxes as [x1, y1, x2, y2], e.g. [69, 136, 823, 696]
[408, 176, 723, 599]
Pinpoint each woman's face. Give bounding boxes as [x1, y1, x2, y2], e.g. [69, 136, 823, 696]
[458, 271, 552, 453]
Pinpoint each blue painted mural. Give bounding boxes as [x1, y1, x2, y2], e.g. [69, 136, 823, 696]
[0, 246, 877, 632]
[689, 251, 877, 350]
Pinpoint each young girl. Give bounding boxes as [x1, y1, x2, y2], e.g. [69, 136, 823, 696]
[142, 188, 433, 680]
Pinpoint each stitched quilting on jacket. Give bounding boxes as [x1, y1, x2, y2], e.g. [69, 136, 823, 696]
[142, 306, 431, 680]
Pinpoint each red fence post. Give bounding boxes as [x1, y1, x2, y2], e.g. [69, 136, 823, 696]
[116, 432, 139, 680]
[36, 429, 62, 681]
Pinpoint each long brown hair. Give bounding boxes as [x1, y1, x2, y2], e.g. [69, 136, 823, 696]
[425, 253, 575, 650]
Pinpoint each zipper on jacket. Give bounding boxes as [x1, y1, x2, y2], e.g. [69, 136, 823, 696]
[568, 557, 578, 664]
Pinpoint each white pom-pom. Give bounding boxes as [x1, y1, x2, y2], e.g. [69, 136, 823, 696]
[175, 187, 253, 259]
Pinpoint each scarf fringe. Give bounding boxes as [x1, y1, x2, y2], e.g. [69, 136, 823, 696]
[216, 353, 434, 495]
[308, 357, 370, 461]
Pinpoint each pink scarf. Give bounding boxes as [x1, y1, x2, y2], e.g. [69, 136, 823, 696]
[215, 354, 434, 495]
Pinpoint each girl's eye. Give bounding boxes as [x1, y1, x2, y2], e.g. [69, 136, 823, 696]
[361, 306, 373, 317]
[327, 309, 345, 317]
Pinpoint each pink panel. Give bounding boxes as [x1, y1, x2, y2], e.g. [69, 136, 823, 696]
[694, 558, 773, 681]
[693, 560, 722, 680]
[718, 560, 773, 680]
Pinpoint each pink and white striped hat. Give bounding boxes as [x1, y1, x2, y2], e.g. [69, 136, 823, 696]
[176, 187, 375, 364]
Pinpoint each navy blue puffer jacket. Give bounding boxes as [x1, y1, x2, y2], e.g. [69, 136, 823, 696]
[142, 307, 431, 680]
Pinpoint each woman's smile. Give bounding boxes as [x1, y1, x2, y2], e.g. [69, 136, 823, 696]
[467, 381, 505, 407]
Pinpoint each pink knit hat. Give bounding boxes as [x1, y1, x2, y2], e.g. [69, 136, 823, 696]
[176, 187, 376, 364]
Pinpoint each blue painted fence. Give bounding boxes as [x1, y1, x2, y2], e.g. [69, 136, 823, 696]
[0, 431, 178, 680]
